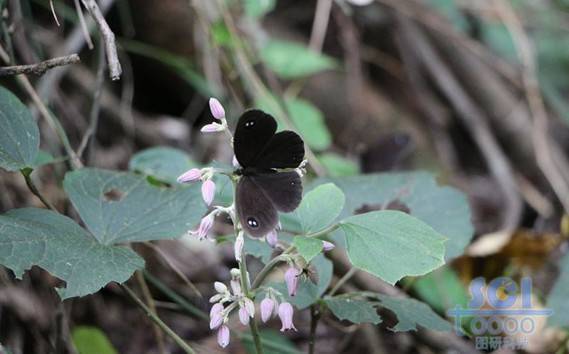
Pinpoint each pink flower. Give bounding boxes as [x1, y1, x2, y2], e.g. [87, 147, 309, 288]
[209, 303, 224, 329]
[243, 297, 255, 318]
[284, 266, 301, 297]
[201, 122, 225, 133]
[278, 302, 297, 331]
[177, 168, 201, 183]
[217, 325, 230, 348]
[260, 297, 276, 323]
[322, 241, 335, 252]
[191, 213, 214, 240]
[239, 306, 250, 325]
[266, 229, 278, 248]
[201, 179, 216, 206]
[209, 97, 225, 120]
[230, 279, 241, 295]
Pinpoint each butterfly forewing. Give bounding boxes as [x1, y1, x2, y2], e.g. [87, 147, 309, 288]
[236, 176, 279, 237]
[250, 172, 302, 212]
[254, 131, 305, 169]
[234, 110, 277, 168]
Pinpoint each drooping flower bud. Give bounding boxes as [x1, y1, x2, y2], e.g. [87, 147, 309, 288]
[209, 303, 224, 329]
[201, 122, 226, 133]
[191, 213, 214, 240]
[278, 302, 297, 331]
[238, 306, 250, 325]
[217, 325, 230, 348]
[201, 179, 216, 206]
[234, 231, 244, 262]
[322, 241, 335, 252]
[243, 297, 255, 318]
[209, 97, 225, 120]
[230, 279, 241, 296]
[266, 229, 278, 248]
[177, 168, 201, 183]
[260, 297, 276, 323]
[232, 155, 240, 168]
[284, 266, 301, 297]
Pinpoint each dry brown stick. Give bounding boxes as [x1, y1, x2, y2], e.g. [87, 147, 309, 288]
[135, 272, 167, 354]
[309, 0, 333, 53]
[74, 0, 94, 49]
[494, 0, 569, 214]
[80, 0, 122, 80]
[0, 54, 80, 77]
[398, 17, 522, 232]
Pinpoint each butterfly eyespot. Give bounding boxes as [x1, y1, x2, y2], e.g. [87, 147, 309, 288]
[244, 120, 256, 128]
[247, 217, 259, 228]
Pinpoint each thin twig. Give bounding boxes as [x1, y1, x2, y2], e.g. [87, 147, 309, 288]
[309, 0, 333, 53]
[0, 54, 80, 77]
[494, 0, 569, 213]
[77, 42, 105, 161]
[74, 0, 94, 49]
[120, 284, 197, 354]
[80, 0, 122, 80]
[49, 0, 61, 27]
[135, 272, 166, 354]
[308, 305, 321, 354]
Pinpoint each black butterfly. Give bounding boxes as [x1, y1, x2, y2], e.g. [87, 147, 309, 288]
[233, 109, 305, 237]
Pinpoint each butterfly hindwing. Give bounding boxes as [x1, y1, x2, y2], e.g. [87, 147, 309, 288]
[254, 131, 305, 169]
[236, 175, 279, 237]
[250, 171, 302, 212]
[234, 110, 277, 168]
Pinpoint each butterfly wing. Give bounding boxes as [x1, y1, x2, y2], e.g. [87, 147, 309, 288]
[250, 171, 302, 212]
[234, 110, 277, 168]
[254, 131, 305, 169]
[236, 175, 279, 237]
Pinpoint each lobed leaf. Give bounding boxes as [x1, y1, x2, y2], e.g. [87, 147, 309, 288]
[295, 183, 345, 234]
[325, 298, 382, 324]
[129, 146, 197, 184]
[0, 208, 143, 299]
[377, 295, 453, 332]
[293, 236, 323, 263]
[260, 40, 336, 79]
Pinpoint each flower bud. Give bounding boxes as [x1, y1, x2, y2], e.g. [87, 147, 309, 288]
[201, 122, 225, 133]
[214, 281, 228, 294]
[232, 155, 240, 168]
[260, 297, 276, 323]
[230, 279, 241, 296]
[192, 213, 214, 240]
[201, 179, 216, 206]
[210, 312, 223, 329]
[217, 325, 230, 348]
[266, 229, 278, 248]
[322, 241, 335, 252]
[238, 306, 250, 325]
[278, 302, 297, 331]
[243, 297, 255, 318]
[210, 303, 223, 318]
[234, 232, 244, 262]
[209, 97, 225, 120]
[176, 168, 202, 183]
[284, 266, 301, 297]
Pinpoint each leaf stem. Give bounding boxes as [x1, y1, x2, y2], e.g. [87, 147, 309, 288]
[120, 284, 197, 354]
[328, 268, 357, 297]
[21, 168, 58, 211]
[308, 305, 321, 354]
[250, 246, 294, 290]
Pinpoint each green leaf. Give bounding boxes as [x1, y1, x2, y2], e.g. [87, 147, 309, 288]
[318, 153, 359, 176]
[242, 329, 300, 354]
[325, 298, 382, 324]
[256, 95, 332, 151]
[129, 147, 197, 184]
[244, 237, 273, 264]
[547, 253, 569, 326]
[244, 0, 276, 18]
[377, 295, 453, 332]
[411, 266, 469, 313]
[0, 86, 39, 171]
[72, 326, 118, 354]
[260, 40, 336, 79]
[296, 183, 344, 234]
[0, 208, 143, 299]
[340, 210, 446, 285]
[313, 172, 473, 260]
[272, 254, 332, 309]
[33, 150, 56, 168]
[293, 237, 322, 263]
[64, 168, 205, 245]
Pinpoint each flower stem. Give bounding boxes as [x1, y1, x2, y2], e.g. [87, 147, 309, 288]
[305, 223, 340, 239]
[238, 256, 265, 354]
[328, 268, 357, 296]
[120, 284, 197, 354]
[250, 246, 294, 290]
[21, 168, 57, 211]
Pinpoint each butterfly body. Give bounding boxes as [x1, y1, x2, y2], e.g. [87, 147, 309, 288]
[233, 110, 305, 237]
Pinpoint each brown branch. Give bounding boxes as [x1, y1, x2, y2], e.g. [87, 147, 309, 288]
[80, 0, 122, 80]
[0, 54, 80, 77]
